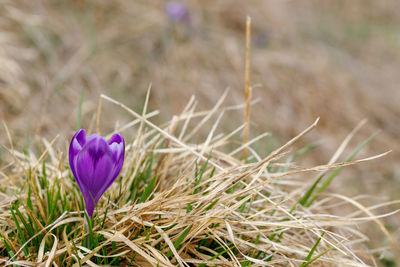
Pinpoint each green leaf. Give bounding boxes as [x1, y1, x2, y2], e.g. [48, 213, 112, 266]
[139, 155, 157, 203]
[10, 207, 28, 256]
[297, 174, 325, 207]
[305, 131, 379, 207]
[205, 198, 219, 211]
[281, 142, 322, 173]
[300, 232, 325, 267]
[13, 204, 34, 238]
[166, 225, 192, 258]
[0, 234, 15, 260]
[186, 203, 193, 213]
[193, 152, 212, 194]
[109, 241, 120, 265]
[70, 237, 82, 267]
[199, 244, 236, 267]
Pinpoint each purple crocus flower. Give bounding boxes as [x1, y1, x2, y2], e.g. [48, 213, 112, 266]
[69, 129, 125, 217]
[165, 2, 191, 24]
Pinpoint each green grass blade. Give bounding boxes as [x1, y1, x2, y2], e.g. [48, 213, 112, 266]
[0, 233, 15, 260]
[186, 203, 193, 213]
[302, 242, 335, 267]
[242, 234, 261, 266]
[305, 131, 379, 207]
[26, 183, 33, 211]
[139, 173, 157, 203]
[282, 142, 322, 173]
[239, 198, 249, 213]
[139, 154, 156, 203]
[199, 244, 236, 267]
[70, 237, 82, 267]
[10, 207, 28, 256]
[166, 225, 192, 258]
[300, 232, 325, 267]
[287, 142, 324, 210]
[109, 241, 120, 265]
[205, 198, 219, 211]
[13, 204, 34, 238]
[297, 174, 325, 207]
[100, 197, 111, 230]
[194, 155, 210, 194]
[291, 142, 322, 162]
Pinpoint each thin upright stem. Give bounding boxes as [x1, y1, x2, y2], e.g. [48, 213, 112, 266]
[84, 214, 91, 248]
[243, 16, 252, 161]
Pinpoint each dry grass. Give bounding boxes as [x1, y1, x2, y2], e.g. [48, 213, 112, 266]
[0, 94, 398, 266]
[0, 0, 400, 265]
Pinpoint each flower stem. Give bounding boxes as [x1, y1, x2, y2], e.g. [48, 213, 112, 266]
[84, 213, 91, 248]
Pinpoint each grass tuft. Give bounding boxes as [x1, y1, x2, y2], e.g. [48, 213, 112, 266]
[0, 95, 397, 266]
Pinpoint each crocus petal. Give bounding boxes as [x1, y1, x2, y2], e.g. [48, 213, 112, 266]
[74, 136, 111, 189]
[69, 129, 86, 173]
[92, 153, 114, 201]
[74, 148, 94, 211]
[108, 133, 125, 184]
[69, 129, 87, 191]
[109, 134, 125, 162]
[69, 129, 125, 218]
[108, 133, 123, 145]
[94, 134, 125, 202]
[74, 148, 95, 189]
[74, 136, 115, 216]
[86, 133, 101, 144]
[84, 195, 96, 218]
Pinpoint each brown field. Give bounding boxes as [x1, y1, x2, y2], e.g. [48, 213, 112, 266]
[1, 0, 400, 265]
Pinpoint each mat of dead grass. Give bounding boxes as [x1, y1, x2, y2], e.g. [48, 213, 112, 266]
[0, 93, 398, 266]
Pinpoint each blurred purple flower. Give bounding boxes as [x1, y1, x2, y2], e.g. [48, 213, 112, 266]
[69, 129, 125, 217]
[166, 2, 191, 24]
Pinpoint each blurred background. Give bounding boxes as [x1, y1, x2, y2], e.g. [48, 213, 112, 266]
[1, 0, 400, 262]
